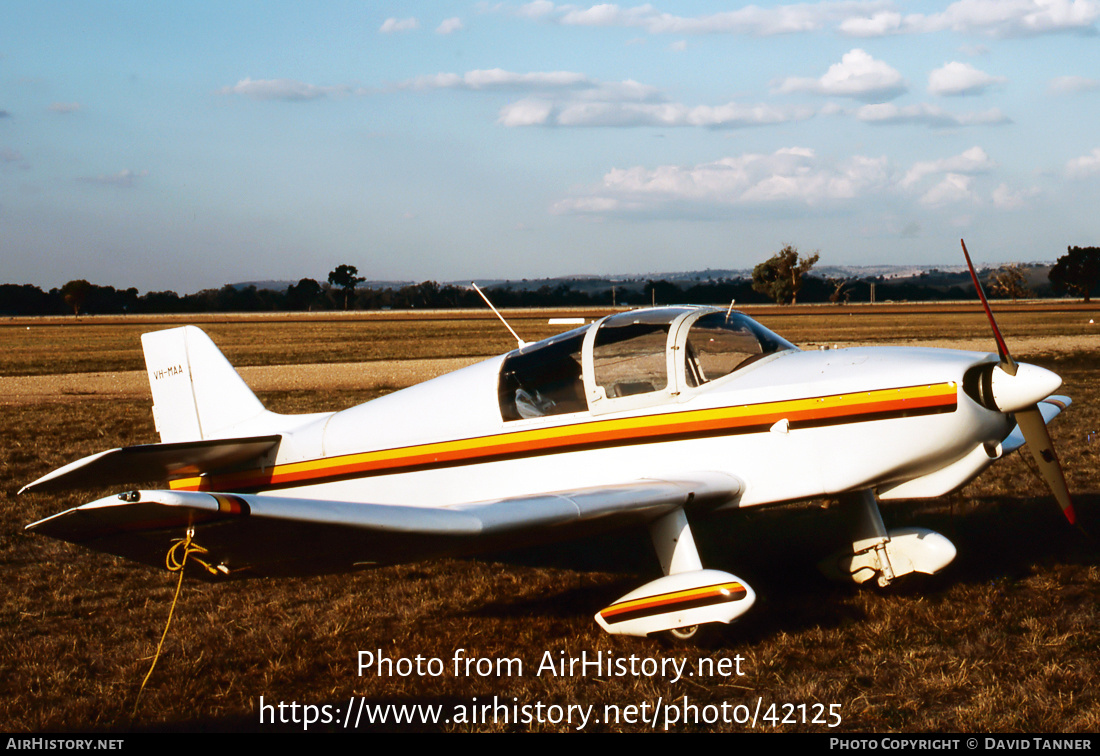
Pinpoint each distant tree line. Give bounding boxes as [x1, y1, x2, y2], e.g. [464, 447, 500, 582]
[2, 247, 1096, 316]
[0, 277, 775, 315]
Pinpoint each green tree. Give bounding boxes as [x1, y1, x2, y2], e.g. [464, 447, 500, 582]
[827, 276, 851, 305]
[60, 279, 92, 316]
[751, 245, 820, 305]
[286, 278, 325, 311]
[1049, 246, 1100, 303]
[643, 279, 680, 306]
[328, 264, 365, 310]
[988, 265, 1032, 301]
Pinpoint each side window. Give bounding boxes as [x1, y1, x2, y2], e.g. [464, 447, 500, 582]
[499, 329, 587, 421]
[592, 321, 671, 399]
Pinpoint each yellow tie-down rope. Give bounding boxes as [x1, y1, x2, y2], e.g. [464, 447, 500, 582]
[131, 527, 219, 719]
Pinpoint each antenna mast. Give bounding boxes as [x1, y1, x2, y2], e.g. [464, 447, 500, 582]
[471, 282, 526, 348]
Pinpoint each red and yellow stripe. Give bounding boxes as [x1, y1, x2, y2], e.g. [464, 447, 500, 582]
[170, 382, 956, 493]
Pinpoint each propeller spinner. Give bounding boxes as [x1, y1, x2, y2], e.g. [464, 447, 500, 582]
[961, 239, 1076, 525]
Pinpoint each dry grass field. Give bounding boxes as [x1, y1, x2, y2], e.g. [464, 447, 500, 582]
[1, 303, 1098, 733]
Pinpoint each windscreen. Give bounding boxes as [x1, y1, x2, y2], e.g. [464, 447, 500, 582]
[684, 312, 797, 387]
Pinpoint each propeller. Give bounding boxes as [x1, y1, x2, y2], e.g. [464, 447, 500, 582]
[961, 239, 1076, 525]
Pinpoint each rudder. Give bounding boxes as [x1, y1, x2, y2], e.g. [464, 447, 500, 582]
[142, 326, 266, 443]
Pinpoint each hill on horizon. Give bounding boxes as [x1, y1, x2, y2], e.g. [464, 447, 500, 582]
[234, 261, 1056, 297]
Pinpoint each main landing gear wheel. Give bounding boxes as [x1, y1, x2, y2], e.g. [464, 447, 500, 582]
[659, 622, 721, 645]
[667, 624, 700, 641]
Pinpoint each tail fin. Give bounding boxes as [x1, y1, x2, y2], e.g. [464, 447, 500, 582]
[142, 326, 266, 443]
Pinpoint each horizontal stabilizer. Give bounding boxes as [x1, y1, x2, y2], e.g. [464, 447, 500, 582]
[19, 435, 281, 495]
[26, 473, 742, 578]
[1002, 395, 1070, 454]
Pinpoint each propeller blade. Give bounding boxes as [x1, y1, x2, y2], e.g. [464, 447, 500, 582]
[1015, 406, 1076, 525]
[961, 239, 1017, 376]
[961, 239, 1074, 525]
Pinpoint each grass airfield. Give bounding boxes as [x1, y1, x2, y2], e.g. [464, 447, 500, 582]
[2, 303, 1099, 733]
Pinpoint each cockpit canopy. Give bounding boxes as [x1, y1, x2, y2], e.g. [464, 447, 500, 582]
[499, 307, 796, 420]
[499, 323, 588, 421]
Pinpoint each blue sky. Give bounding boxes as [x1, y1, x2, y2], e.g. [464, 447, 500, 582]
[2, 1, 1099, 292]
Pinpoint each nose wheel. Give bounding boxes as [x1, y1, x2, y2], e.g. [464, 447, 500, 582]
[820, 489, 956, 585]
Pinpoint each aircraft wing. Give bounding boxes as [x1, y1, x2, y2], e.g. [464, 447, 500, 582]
[25, 473, 742, 578]
[18, 436, 282, 495]
[1001, 395, 1070, 454]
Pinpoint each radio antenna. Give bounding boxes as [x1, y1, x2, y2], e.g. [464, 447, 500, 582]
[471, 282, 526, 348]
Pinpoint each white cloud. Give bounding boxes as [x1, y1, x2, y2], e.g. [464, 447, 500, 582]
[402, 68, 810, 130]
[502, 1, 1100, 37]
[550, 143, 1043, 217]
[553, 148, 893, 214]
[436, 17, 464, 34]
[992, 182, 1038, 208]
[552, 1, 896, 36]
[773, 49, 906, 102]
[582, 79, 664, 101]
[78, 169, 148, 187]
[920, 173, 975, 206]
[400, 69, 591, 91]
[669, 39, 687, 51]
[901, 146, 996, 187]
[1049, 75, 1100, 93]
[501, 99, 816, 128]
[838, 11, 903, 35]
[928, 61, 1005, 96]
[379, 17, 420, 33]
[552, 196, 633, 214]
[498, 98, 557, 126]
[220, 77, 346, 101]
[933, 0, 1100, 36]
[516, 1, 557, 19]
[841, 0, 1100, 37]
[744, 154, 890, 202]
[558, 5, 633, 27]
[855, 102, 1010, 127]
[1066, 147, 1100, 178]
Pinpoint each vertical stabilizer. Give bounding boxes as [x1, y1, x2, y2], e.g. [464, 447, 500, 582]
[141, 326, 266, 443]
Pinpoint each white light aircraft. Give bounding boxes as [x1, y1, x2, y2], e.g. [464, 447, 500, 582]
[24, 243, 1075, 640]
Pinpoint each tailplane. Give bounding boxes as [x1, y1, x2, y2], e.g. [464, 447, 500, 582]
[142, 326, 266, 443]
